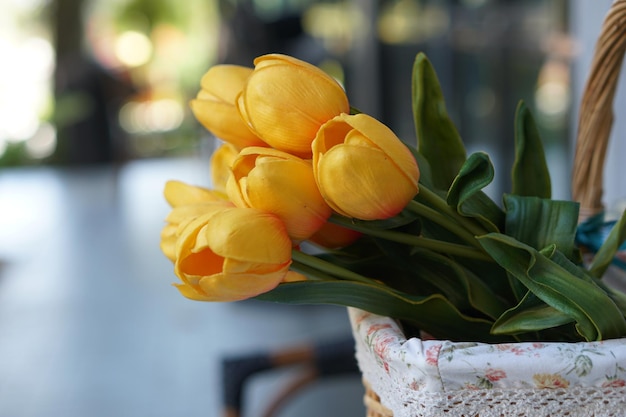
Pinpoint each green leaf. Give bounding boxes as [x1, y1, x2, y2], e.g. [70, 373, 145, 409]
[406, 145, 435, 190]
[410, 250, 509, 320]
[504, 194, 580, 261]
[492, 291, 574, 336]
[447, 152, 505, 232]
[512, 101, 552, 198]
[548, 248, 626, 317]
[412, 53, 466, 191]
[478, 233, 626, 341]
[256, 280, 508, 343]
[589, 209, 626, 278]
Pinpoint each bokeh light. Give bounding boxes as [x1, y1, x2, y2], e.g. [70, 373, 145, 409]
[114, 30, 153, 68]
[0, 34, 55, 159]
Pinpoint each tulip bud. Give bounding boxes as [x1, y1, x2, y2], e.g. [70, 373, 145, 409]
[226, 147, 331, 242]
[312, 113, 420, 220]
[210, 142, 239, 194]
[190, 65, 267, 149]
[236, 54, 350, 158]
[173, 207, 292, 302]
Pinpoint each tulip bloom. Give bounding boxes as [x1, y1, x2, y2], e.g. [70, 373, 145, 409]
[210, 142, 239, 194]
[161, 180, 233, 262]
[237, 54, 350, 158]
[160, 201, 233, 262]
[227, 147, 331, 241]
[190, 65, 267, 149]
[312, 113, 420, 220]
[173, 207, 293, 302]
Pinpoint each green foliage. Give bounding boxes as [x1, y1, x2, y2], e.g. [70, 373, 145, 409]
[258, 52, 626, 343]
[512, 101, 552, 198]
[256, 280, 507, 343]
[412, 53, 466, 190]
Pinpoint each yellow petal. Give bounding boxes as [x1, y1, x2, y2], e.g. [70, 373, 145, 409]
[245, 158, 330, 240]
[317, 144, 417, 220]
[197, 267, 289, 301]
[160, 224, 178, 262]
[210, 143, 239, 192]
[238, 55, 349, 157]
[174, 282, 216, 301]
[202, 208, 292, 264]
[165, 201, 232, 224]
[173, 211, 228, 269]
[336, 113, 420, 187]
[228, 147, 330, 241]
[164, 180, 225, 207]
[190, 98, 266, 149]
[283, 270, 307, 282]
[198, 65, 253, 103]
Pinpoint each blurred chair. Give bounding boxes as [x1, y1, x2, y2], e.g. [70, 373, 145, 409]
[222, 337, 360, 417]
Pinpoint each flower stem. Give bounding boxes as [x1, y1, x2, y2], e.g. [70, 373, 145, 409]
[328, 215, 492, 262]
[414, 186, 487, 237]
[291, 249, 381, 285]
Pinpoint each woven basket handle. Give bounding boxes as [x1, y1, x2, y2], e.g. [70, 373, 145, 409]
[572, 0, 626, 221]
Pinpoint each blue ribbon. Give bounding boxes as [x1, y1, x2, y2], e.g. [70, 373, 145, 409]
[576, 212, 626, 270]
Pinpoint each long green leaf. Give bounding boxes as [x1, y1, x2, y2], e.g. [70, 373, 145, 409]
[589, 209, 626, 278]
[370, 237, 468, 307]
[504, 194, 580, 262]
[478, 233, 626, 341]
[409, 249, 508, 320]
[492, 291, 574, 336]
[548, 248, 626, 316]
[512, 101, 551, 198]
[447, 152, 505, 232]
[412, 53, 466, 191]
[256, 280, 508, 342]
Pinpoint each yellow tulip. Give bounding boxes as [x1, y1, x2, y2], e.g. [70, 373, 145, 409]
[160, 201, 233, 262]
[190, 65, 267, 149]
[236, 54, 350, 158]
[312, 113, 420, 220]
[173, 207, 292, 302]
[210, 142, 239, 194]
[161, 180, 232, 262]
[226, 147, 331, 241]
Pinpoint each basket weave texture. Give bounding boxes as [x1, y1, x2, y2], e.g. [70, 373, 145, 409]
[359, 1, 626, 415]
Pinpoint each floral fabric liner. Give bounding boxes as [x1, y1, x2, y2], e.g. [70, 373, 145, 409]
[349, 307, 626, 417]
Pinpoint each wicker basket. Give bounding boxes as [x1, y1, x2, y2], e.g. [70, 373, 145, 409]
[358, 1, 626, 416]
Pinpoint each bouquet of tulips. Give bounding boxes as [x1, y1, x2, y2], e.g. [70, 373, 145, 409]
[160, 52, 626, 343]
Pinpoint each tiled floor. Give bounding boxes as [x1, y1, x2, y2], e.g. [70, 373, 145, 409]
[0, 157, 364, 417]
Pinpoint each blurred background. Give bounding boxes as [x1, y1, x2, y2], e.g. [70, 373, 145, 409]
[1, 0, 625, 416]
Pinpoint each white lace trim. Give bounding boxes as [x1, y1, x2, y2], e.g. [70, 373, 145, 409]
[363, 377, 626, 417]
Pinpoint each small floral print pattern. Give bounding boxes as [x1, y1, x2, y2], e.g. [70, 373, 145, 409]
[485, 368, 507, 382]
[349, 308, 626, 394]
[425, 344, 442, 366]
[602, 377, 626, 388]
[533, 373, 570, 389]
